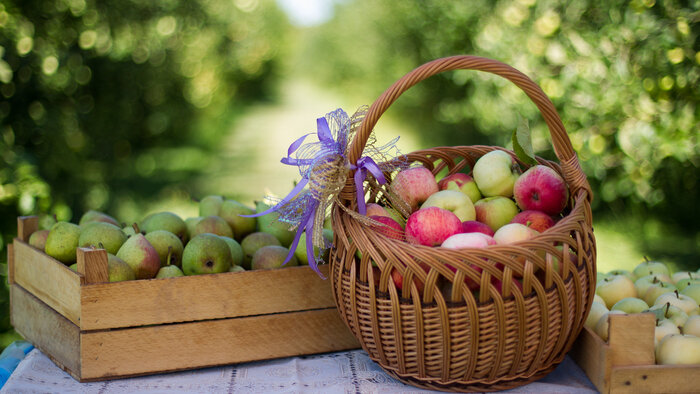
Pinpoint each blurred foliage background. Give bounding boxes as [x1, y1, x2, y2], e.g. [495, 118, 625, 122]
[0, 0, 698, 349]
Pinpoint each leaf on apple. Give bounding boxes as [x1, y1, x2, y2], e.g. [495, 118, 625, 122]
[646, 306, 667, 322]
[511, 115, 538, 166]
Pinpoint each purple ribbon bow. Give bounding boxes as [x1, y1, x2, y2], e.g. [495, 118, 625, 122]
[242, 109, 387, 278]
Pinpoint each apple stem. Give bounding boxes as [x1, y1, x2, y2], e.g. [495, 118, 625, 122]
[665, 302, 671, 317]
[132, 223, 141, 234]
[675, 289, 680, 298]
[166, 246, 172, 267]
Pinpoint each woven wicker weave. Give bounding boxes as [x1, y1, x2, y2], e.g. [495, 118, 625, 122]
[329, 56, 596, 392]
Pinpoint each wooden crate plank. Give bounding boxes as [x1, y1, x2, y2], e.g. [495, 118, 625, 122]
[76, 247, 109, 284]
[80, 264, 335, 330]
[13, 240, 83, 325]
[10, 284, 81, 378]
[608, 313, 655, 366]
[7, 243, 14, 285]
[80, 307, 360, 381]
[569, 325, 611, 393]
[610, 364, 700, 393]
[17, 216, 38, 242]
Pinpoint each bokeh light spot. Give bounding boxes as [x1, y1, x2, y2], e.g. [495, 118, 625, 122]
[667, 48, 683, 64]
[42, 56, 59, 75]
[17, 36, 33, 55]
[535, 10, 560, 36]
[79, 30, 97, 49]
[156, 16, 177, 36]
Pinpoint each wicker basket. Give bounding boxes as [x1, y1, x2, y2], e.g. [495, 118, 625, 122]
[329, 55, 597, 392]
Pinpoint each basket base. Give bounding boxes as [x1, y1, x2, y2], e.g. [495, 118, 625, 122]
[382, 361, 559, 392]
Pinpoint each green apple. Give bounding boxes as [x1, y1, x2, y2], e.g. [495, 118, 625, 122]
[671, 271, 694, 284]
[656, 334, 700, 365]
[593, 294, 606, 306]
[654, 291, 699, 314]
[611, 297, 649, 314]
[474, 196, 520, 232]
[585, 301, 609, 330]
[654, 319, 681, 346]
[632, 259, 670, 280]
[676, 277, 700, 291]
[472, 150, 521, 197]
[642, 281, 677, 306]
[648, 303, 689, 327]
[680, 284, 700, 305]
[596, 275, 637, 309]
[683, 315, 700, 337]
[607, 269, 636, 282]
[420, 190, 476, 222]
[634, 274, 673, 298]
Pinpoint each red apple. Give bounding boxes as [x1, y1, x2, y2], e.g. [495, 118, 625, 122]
[441, 232, 496, 291]
[405, 207, 462, 246]
[437, 173, 482, 203]
[461, 220, 495, 236]
[513, 165, 569, 215]
[369, 215, 404, 240]
[441, 232, 496, 249]
[474, 196, 520, 232]
[390, 167, 439, 211]
[510, 210, 556, 233]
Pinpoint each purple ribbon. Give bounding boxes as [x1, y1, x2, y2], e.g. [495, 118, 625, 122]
[350, 156, 386, 215]
[241, 110, 390, 278]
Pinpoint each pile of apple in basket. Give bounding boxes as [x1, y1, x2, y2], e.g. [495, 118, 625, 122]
[366, 148, 568, 294]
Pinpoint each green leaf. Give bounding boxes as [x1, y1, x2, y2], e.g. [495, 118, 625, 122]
[644, 305, 667, 322]
[511, 116, 538, 166]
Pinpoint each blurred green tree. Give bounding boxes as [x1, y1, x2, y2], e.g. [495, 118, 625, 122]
[0, 0, 290, 348]
[300, 0, 699, 234]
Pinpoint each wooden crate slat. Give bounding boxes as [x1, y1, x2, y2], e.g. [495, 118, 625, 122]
[571, 312, 700, 393]
[13, 240, 83, 325]
[17, 216, 38, 242]
[80, 307, 359, 381]
[7, 243, 14, 285]
[608, 313, 655, 367]
[610, 364, 700, 393]
[76, 247, 109, 284]
[10, 284, 81, 378]
[79, 264, 335, 330]
[570, 325, 611, 393]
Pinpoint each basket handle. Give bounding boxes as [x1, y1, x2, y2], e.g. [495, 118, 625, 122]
[347, 55, 592, 200]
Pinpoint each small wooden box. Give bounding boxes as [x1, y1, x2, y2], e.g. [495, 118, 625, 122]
[570, 312, 700, 393]
[8, 216, 359, 382]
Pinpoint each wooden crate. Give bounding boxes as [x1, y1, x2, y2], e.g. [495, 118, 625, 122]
[8, 216, 359, 382]
[569, 312, 700, 393]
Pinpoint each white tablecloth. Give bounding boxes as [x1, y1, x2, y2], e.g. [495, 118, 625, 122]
[1, 348, 597, 393]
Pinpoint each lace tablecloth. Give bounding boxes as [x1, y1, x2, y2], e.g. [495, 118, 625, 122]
[1, 348, 596, 393]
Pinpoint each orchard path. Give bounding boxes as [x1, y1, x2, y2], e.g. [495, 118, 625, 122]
[201, 78, 420, 205]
